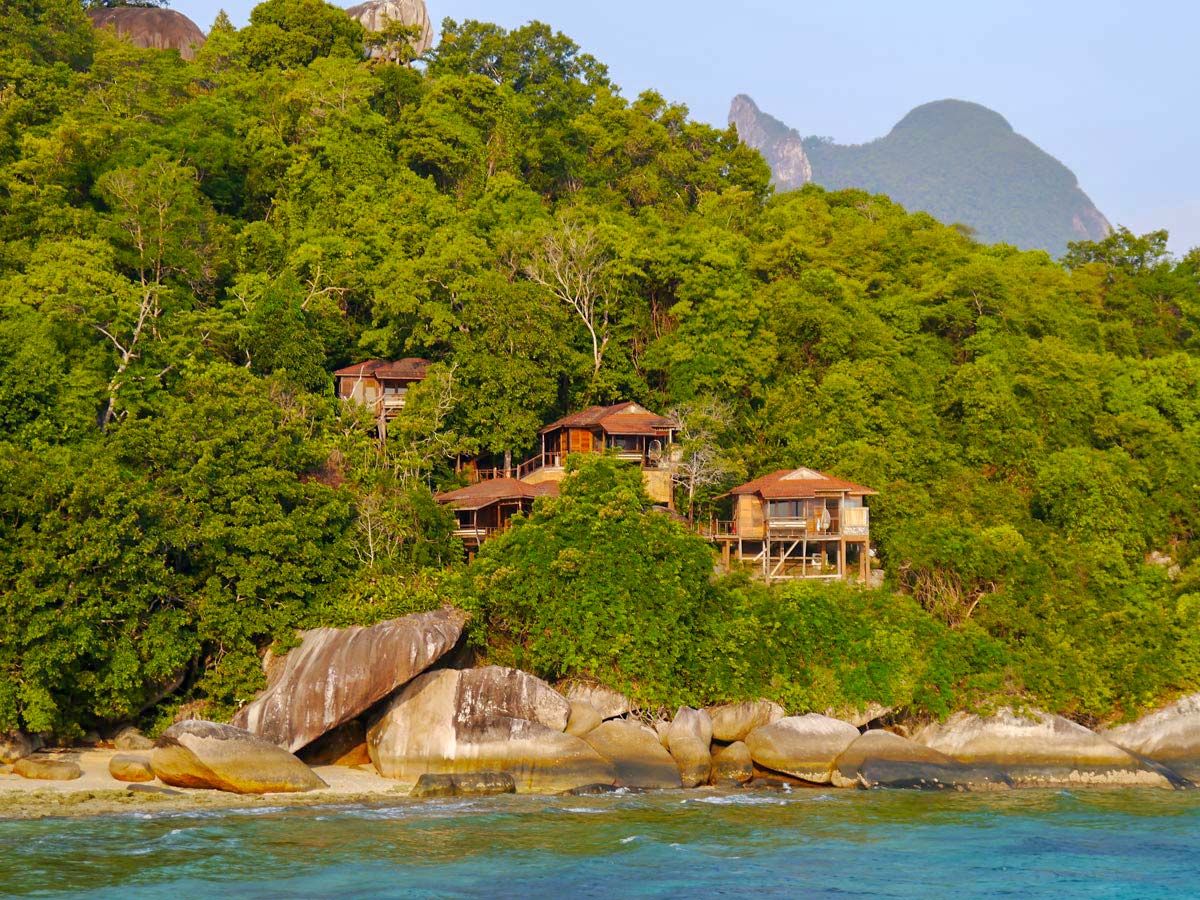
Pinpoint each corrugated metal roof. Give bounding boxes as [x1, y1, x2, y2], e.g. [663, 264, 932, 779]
[730, 468, 877, 499]
[539, 401, 676, 435]
[435, 479, 559, 511]
[333, 358, 430, 380]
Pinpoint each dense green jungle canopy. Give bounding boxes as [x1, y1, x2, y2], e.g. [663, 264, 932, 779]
[1, 0, 1199, 738]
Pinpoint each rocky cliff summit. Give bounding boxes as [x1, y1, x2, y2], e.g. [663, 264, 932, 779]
[346, 0, 434, 59]
[730, 95, 1111, 256]
[729, 94, 812, 191]
[87, 7, 207, 60]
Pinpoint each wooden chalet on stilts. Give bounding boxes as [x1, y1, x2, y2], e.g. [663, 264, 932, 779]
[711, 468, 876, 584]
[333, 358, 430, 441]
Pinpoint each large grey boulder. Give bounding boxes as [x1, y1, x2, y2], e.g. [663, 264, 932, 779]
[151, 720, 327, 794]
[233, 608, 467, 752]
[346, 0, 433, 58]
[667, 707, 713, 788]
[112, 727, 154, 752]
[565, 701, 603, 738]
[582, 720, 682, 790]
[87, 8, 206, 60]
[410, 771, 516, 799]
[833, 729, 1011, 790]
[14, 756, 82, 781]
[745, 714, 860, 784]
[1103, 693, 1200, 782]
[109, 753, 155, 784]
[368, 668, 614, 794]
[565, 684, 633, 720]
[706, 701, 785, 743]
[712, 741, 754, 786]
[916, 709, 1177, 788]
[0, 731, 40, 764]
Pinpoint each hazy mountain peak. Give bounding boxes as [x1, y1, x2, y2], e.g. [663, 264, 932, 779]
[731, 95, 1111, 255]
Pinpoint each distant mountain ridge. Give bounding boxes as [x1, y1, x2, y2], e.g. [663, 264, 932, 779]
[729, 95, 1111, 256]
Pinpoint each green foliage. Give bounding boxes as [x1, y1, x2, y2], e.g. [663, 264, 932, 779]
[0, 2, 1197, 736]
[461, 454, 718, 707]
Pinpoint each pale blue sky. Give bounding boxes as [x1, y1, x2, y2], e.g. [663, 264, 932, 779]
[173, 0, 1200, 254]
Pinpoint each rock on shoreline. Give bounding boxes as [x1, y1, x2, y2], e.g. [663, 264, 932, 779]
[233, 609, 467, 753]
[915, 709, 1176, 788]
[368, 667, 615, 793]
[152, 721, 327, 794]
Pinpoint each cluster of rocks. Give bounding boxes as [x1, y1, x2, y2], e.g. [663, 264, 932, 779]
[3, 609, 1200, 796]
[86, 1, 434, 64]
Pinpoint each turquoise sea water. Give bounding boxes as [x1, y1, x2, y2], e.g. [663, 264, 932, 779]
[2, 788, 1199, 900]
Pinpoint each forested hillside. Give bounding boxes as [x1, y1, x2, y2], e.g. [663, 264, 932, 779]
[2, 0, 1199, 739]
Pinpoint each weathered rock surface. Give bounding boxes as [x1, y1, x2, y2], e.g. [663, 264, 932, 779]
[1103, 693, 1200, 782]
[828, 703, 895, 729]
[297, 720, 370, 767]
[667, 707, 713, 788]
[455, 666, 571, 732]
[729, 94, 812, 191]
[14, 756, 82, 781]
[916, 709, 1176, 787]
[706, 701, 785, 743]
[0, 731, 40, 764]
[712, 741, 754, 785]
[87, 8, 207, 60]
[410, 771, 516, 799]
[565, 684, 633, 720]
[745, 714, 860, 784]
[565, 701, 603, 738]
[109, 753, 156, 784]
[233, 608, 467, 752]
[112, 727, 154, 752]
[346, 0, 433, 58]
[151, 720, 327, 794]
[582, 720, 682, 790]
[368, 668, 614, 794]
[833, 729, 1011, 790]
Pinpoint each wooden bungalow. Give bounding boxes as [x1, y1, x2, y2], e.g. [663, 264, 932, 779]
[333, 358, 430, 439]
[522, 402, 678, 506]
[435, 478, 559, 550]
[714, 468, 876, 583]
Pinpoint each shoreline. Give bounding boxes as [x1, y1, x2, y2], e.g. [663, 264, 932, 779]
[1, 746, 1190, 821]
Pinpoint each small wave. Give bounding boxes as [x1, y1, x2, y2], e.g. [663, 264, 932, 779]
[557, 807, 610, 814]
[619, 836, 639, 844]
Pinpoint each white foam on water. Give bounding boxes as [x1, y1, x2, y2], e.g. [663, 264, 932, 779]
[619, 836, 639, 844]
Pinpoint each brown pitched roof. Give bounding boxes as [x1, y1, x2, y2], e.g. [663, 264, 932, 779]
[435, 479, 559, 511]
[539, 401, 676, 436]
[333, 358, 430, 380]
[730, 468, 877, 500]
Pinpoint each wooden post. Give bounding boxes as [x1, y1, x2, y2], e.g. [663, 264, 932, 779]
[837, 539, 846, 578]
